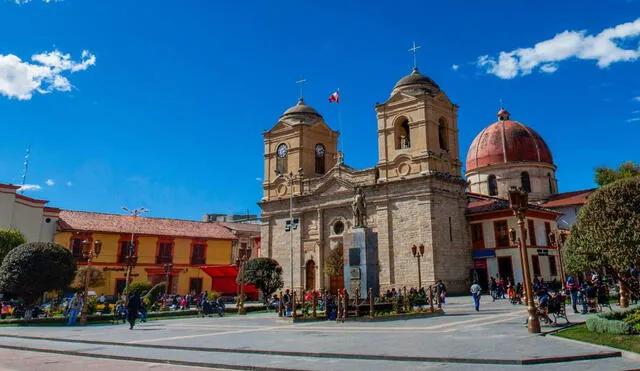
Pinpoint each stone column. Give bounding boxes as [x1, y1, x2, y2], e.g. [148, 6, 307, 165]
[317, 208, 325, 290]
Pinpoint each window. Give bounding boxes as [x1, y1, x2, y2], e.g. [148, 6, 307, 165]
[527, 220, 536, 246]
[157, 241, 173, 264]
[547, 173, 554, 194]
[521, 171, 531, 193]
[438, 118, 448, 151]
[532, 255, 541, 277]
[544, 222, 551, 246]
[333, 221, 344, 235]
[118, 241, 130, 263]
[494, 221, 509, 247]
[396, 119, 411, 149]
[549, 256, 558, 276]
[449, 216, 453, 241]
[191, 243, 205, 265]
[471, 224, 484, 249]
[488, 175, 498, 196]
[315, 144, 326, 174]
[276, 143, 288, 174]
[71, 238, 88, 262]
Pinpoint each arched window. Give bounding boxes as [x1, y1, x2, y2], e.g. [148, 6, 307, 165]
[438, 118, 448, 151]
[488, 174, 498, 196]
[396, 119, 410, 149]
[276, 143, 288, 174]
[333, 221, 344, 235]
[315, 144, 325, 174]
[521, 171, 531, 193]
[547, 173, 554, 194]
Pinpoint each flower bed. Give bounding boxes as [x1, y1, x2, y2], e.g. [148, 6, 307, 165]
[586, 307, 640, 335]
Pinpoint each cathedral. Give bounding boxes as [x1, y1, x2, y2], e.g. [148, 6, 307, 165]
[259, 66, 571, 295]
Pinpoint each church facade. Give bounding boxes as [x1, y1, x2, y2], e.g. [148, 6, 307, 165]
[259, 68, 473, 294]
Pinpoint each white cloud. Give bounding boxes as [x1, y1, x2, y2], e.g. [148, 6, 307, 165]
[14, 0, 62, 4]
[66, 181, 72, 186]
[633, 96, 640, 102]
[477, 18, 640, 79]
[451, 64, 460, 71]
[255, 177, 263, 182]
[627, 117, 640, 122]
[0, 49, 95, 100]
[45, 179, 55, 186]
[18, 184, 41, 192]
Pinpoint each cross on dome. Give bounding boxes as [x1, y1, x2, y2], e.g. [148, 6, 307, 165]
[408, 41, 422, 69]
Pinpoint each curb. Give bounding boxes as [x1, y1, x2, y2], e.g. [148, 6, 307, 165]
[0, 333, 622, 366]
[549, 328, 640, 362]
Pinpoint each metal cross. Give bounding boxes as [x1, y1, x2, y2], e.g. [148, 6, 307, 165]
[408, 41, 422, 69]
[500, 97, 504, 109]
[296, 77, 307, 99]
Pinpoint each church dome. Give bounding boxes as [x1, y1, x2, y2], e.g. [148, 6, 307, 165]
[466, 109, 553, 171]
[281, 97, 322, 119]
[392, 67, 440, 95]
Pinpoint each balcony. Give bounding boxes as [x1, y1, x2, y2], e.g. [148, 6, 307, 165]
[156, 255, 173, 264]
[191, 256, 205, 265]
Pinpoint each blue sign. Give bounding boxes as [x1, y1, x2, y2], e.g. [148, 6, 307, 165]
[473, 249, 496, 258]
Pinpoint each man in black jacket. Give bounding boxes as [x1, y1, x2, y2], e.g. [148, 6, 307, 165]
[127, 293, 141, 330]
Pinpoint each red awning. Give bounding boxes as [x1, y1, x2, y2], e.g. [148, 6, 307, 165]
[199, 265, 258, 296]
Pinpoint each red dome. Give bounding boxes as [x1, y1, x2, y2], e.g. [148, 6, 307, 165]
[466, 110, 553, 171]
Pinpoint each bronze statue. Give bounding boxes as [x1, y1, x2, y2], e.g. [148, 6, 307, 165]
[352, 187, 367, 228]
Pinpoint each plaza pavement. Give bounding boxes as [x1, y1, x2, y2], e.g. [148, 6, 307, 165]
[0, 296, 638, 371]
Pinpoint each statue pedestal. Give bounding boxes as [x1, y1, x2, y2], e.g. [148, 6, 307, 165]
[343, 228, 378, 299]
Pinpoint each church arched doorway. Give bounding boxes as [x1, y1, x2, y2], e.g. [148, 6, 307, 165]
[327, 243, 344, 294]
[305, 260, 316, 290]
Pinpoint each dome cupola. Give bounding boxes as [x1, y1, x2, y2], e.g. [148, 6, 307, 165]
[391, 67, 440, 96]
[280, 97, 322, 125]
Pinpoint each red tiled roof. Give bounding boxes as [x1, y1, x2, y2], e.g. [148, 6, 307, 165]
[540, 189, 595, 208]
[466, 193, 560, 215]
[58, 210, 237, 240]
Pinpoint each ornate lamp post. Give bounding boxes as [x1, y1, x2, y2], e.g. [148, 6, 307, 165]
[79, 239, 102, 325]
[121, 206, 148, 297]
[411, 244, 425, 289]
[508, 186, 541, 333]
[236, 245, 252, 315]
[274, 168, 304, 290]
[164, 263, 173, 296]
[548, 230, 566, 287]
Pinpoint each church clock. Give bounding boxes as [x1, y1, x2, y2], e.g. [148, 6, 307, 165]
[315, 144, 325, 157]
[277, 144, 288, 158]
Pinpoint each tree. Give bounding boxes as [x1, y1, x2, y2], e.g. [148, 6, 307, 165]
[323, 245, 344, 277]
[0, 229, 27, 265]
[595, 161, 640, 186]
[237, 258, 283, 302]
[0, 242, 76, 305]
[564, 177, 640, 299]
[71, 266, 106, 290]
[124, 281, 153, 296]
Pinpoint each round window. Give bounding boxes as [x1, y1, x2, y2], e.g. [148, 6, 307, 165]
[333, 221, 344, 235]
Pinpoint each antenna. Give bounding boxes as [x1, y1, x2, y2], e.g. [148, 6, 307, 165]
[20, 145, 31, 195]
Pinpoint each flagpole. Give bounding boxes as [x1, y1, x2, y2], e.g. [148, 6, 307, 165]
[337, 90, 344, 165]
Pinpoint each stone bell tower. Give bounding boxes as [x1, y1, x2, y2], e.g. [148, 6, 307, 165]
[375, 67, 462, 183]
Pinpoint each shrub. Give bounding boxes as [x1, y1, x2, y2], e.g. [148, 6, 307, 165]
[207, 291, 220, 301]
[124, 281, 152, 296]
[586, 317, 635, 335]
[0, 242, 76, 305]
[142, 282, 166, 305]
[71, 266, 106, 290]
[0, 230, 26, 264]
[237, 258, 283, 301]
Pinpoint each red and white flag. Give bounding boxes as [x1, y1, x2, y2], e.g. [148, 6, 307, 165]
[328, 89, 340, 103]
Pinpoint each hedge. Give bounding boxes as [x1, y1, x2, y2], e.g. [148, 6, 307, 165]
[586, 309, 638, 335]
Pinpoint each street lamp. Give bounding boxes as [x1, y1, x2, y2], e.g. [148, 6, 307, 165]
[236, 245, 252, 315]
[79, 239, 102, 325]
[508, 186, 541, 334]
[275, 167, 304, 290]
[411, 244, 425, 289]
[548, 230, 566, 287]
[121, 206, 148, 297]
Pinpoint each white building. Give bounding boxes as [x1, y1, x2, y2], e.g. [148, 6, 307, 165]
[0, 183, 59, 242]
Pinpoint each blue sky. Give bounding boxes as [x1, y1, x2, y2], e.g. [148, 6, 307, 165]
[0, 0, 639, 220]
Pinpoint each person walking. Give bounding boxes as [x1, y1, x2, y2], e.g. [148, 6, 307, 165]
[66, 292, 83, 326]
[566, 275, 580, 314]
[470, 281, 482, 311]
[126, 292, 141, 330]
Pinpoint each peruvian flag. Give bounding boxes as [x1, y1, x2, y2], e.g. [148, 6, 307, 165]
[328, 89, 340, 103]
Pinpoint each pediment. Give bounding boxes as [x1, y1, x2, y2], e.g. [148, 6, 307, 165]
[308, 119, 337, 134]
[313, 175, 356, 198]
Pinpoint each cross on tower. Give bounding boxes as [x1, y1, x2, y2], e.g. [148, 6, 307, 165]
[296, 77, 307, 99]
[408, 41, 422, 69]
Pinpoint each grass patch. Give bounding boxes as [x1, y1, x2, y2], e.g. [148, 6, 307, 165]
[554, 324, 640, 354]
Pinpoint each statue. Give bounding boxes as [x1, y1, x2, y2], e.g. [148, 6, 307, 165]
[352, 187, 367, 228]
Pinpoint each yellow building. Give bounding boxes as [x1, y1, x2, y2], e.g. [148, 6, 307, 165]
[56, 210, 237, 296]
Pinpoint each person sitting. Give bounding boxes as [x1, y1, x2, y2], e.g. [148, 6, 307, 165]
[536, 290, 552, 324]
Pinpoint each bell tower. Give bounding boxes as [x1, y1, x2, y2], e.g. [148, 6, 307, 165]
[375, 67, 462, 182]
[262, 98, 339, 201]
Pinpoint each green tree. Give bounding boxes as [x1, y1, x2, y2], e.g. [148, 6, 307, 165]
[0, 242, 76, 305]
[0, 229, 27, 264]
[124, 281, 153, 296]
[564, 177, 640, 298]
[237, 257, 283, 302]
[595, 161, 640, 186]
[323, 245, 343, 277]
[71, 266, 106, 290]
